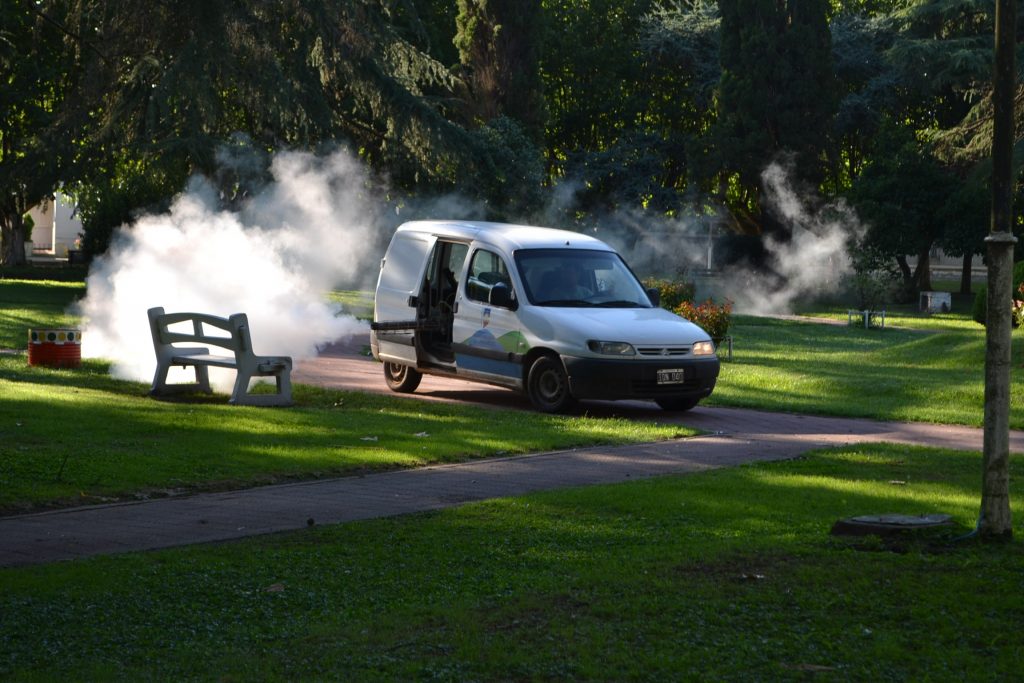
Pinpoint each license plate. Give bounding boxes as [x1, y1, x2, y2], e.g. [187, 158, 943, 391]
[656, 369, 686, 385]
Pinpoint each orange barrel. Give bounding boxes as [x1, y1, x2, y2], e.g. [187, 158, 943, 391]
[27, 329, 82, 368]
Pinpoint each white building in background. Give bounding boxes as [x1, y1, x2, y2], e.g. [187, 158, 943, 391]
[26, 192, 83, 258]
[906, 247, 986, 281]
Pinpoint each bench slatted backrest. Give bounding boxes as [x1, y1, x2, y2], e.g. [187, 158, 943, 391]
[149, 308, 252, 356]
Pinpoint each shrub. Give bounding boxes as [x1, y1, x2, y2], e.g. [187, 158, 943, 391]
[973, 285, 987, 326]
[1015, 261, 1024, 289]
[973, 280, 1024, 328]
[675, 298, 733, 339]
[849, 269, 897, 313]
[643, 278, 695, 310]
[847, 245, 899, 312]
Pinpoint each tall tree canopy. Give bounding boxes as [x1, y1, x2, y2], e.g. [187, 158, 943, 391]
[715, 0, 837, 235]
[454, 0, 547, 142]
[4, 0, 1024, 287]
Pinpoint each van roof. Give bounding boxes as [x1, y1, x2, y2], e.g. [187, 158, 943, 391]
[394, 220, 614, 253]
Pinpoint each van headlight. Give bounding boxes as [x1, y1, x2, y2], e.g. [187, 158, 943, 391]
[691, 340, 716, 356]
[587, 340, 636, 356]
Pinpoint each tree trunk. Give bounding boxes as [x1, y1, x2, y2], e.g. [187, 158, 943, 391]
[895, 254, 912, 284]
[960, 252, 974, 295]
[979, 0, 1016, 540]
[982, 234, 1015, 539]
[0, 210, 28, 267]
[914, 247, 933, 293]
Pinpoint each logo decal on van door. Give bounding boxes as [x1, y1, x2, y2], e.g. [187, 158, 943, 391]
[461, 327, 528, 353]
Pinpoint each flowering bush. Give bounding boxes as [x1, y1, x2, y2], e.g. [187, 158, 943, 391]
[643, 278, 695, 310]
[675, 298, 733, 340]
[1015, 283, 1024, 329]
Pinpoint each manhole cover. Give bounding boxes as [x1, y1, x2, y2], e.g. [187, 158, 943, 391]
[831, 513, 954, 536]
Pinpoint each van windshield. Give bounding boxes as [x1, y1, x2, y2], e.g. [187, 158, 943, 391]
[514, 249, 653, 308]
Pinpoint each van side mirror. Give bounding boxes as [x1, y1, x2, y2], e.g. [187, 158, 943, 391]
[646, 287, 661, 307]
[489, 282, 517, 310]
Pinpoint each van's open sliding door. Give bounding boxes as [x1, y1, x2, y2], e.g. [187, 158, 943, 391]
[371, 231, 437, 366]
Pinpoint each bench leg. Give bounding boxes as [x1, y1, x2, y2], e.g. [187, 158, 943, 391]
[150, 361, 171, 396]
[230, 367, 292, 407]
[277, 370, 292, 401]
[230, 370, 254, 406]
[194, 365, 212, 393]
[150, 361, 213, 396]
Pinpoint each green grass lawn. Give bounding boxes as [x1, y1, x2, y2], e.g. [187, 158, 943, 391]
[3, 274, 1022, 680]
[796, 307, 982, 332]
[2, 277, 1021, 513]
[0, 279, 85, 349]
[0, 355, 690, 512]
[712, 315, 1024, 428]
[2, 444, 1021, 680]
[326, 288, 374, 319]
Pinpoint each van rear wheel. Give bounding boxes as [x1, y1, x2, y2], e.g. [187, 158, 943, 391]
[383, 362, 422, 393]
[527, 355, 576, 413]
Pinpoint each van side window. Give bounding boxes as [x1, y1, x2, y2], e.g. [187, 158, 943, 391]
[466, 249, 515, 307]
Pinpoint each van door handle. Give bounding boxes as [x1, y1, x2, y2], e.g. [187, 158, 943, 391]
[453, 302, 459, 313]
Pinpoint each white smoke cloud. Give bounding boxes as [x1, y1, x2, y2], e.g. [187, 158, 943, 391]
[730, 162, 864, 315]
[77, 148, 383, 389]
[542, 163, 863, 315]
[588, 208, 714, 279]
[537, 181, 714, 280]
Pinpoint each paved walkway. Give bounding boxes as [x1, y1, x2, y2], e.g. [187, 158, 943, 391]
[3, 351, 1021, 568]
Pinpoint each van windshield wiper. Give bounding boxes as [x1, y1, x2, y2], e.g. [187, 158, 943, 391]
[595, 300, 644, 308]
[535, 299, 595, 307]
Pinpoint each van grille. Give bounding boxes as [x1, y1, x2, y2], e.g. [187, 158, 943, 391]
[636, 346, 690, 357]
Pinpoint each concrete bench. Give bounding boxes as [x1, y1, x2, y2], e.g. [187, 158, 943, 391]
[148, 306, 292, 406]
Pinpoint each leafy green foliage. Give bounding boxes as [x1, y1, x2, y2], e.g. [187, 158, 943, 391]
[847, 240, 901, 312]
[467, 116, 546, 218]
[60, 0, 493, 247]
[0, 0, 87, 266]
[541, 0, 657, 176]
[5, 0, 1023, 301]
[847, 123, 961, 294]
[642, 277, 695, 310]
[829, 12, 900, 186]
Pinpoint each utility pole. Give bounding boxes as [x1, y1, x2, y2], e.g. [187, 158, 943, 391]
[979, 0, 1016, 539]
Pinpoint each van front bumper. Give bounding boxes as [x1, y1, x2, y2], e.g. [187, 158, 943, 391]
[563, 355, 720, 401]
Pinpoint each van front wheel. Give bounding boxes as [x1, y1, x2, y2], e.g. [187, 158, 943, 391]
[383, 362, 422, 393]
[527, 355, 576, 413]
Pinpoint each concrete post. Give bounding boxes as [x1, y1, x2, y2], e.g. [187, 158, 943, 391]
[980, 232, 1016, 539]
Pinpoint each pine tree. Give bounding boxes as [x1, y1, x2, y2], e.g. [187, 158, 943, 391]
[715, 0, 837, 234]
[454, 0, 547, 142]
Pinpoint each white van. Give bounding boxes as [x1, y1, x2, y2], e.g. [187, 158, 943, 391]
[370, 220, 720, 413]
